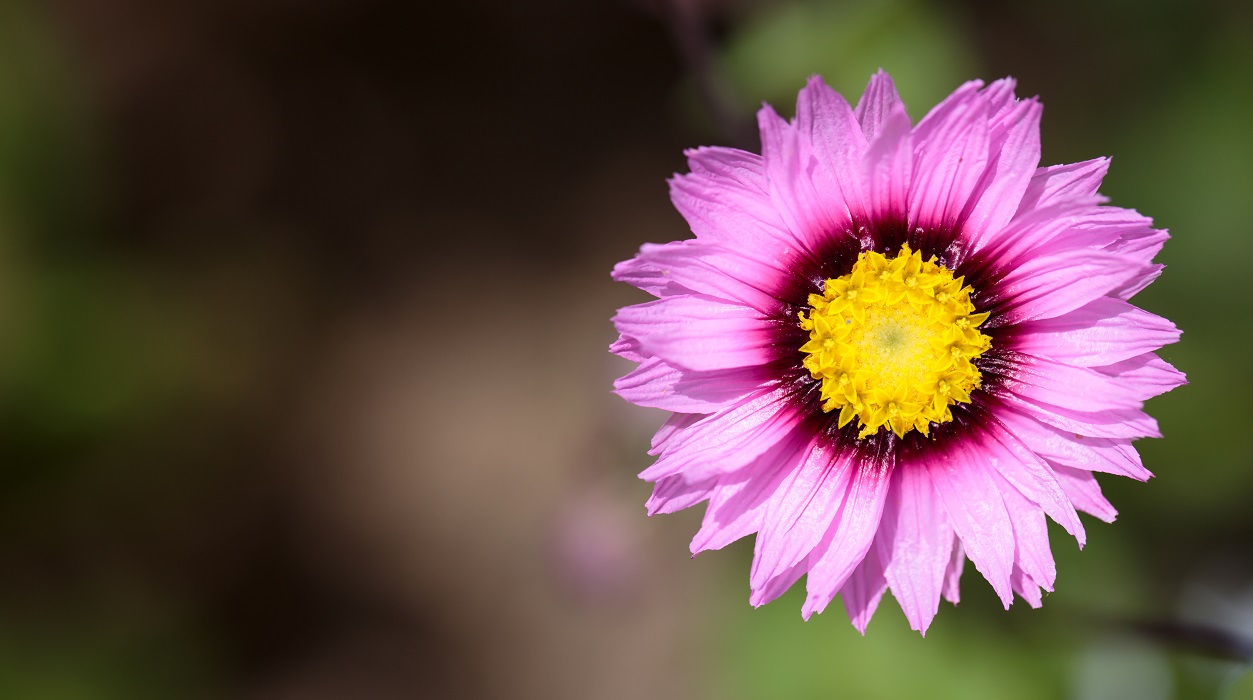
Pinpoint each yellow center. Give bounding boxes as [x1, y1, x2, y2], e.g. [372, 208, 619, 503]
[797, 244, 992, 439]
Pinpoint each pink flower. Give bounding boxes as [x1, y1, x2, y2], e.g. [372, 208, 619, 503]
[610, 72, 1184, 634]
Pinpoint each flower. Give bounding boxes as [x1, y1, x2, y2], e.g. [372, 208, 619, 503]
[610, 71, 1184, 634]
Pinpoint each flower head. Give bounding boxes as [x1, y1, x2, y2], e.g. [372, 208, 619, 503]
[610, 71, 1184, 634]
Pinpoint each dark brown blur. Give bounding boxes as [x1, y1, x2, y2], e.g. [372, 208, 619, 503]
[2, 0, 711, 697]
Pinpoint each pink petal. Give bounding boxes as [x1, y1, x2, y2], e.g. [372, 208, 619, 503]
[800, 458, 894, 619]
[1005, 208, 1166, 305]
[1015, 157, 1110, 213]
[649, 413, 705, 456]
[999, 392, 1161, 439]
[908, 90, 990, 233]
[842, 539, 889, 634]
[612, 295, 775, 372]
[749, 559, 808, 607]
[882, 462, 956, 635]
[994, 471, 1058, 590]
[758, 105, 843, 251]
[1011, 566, 1044, 608]
[646, 473, 717, 515]
[1013, 297, 1181, 367]
[976, 418, 1084, 544]
[925, 443, 1015, 608]
[1051, 464, 1118, 522]
[1113, 264, 1163, 301]
[994, 405, 1152, 481]
[690, 432, 809, 554]
[995, 352, 1147, 414]
[1027, 207, 1163, 273]
[942, 543, 965, 605]
[990, 249, 1144, 326]
[1093, 353, 1186, 401]
[854, 69, 908, 141]
[685, 145, 767, 184]
[614, 359, 771, 413]
[958, 98, 1042, 251]
[796, 76, 870, 224]
[669, 147, 808, 264]
[967, 196, 1104, 272]
[608, 334, 645, 363]
[612, 241, 785, 313]
[979, 78, 1020, 122]
[751, 443, 855, 591]
[913, 80, 983, 142]
[1106, 225, 1168, 265]
[642, 388, 803, 482]
[862, 101, 913, 223]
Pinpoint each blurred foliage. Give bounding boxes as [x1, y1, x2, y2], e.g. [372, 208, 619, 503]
[717, 582, 1069, 699]
[0, 604, 215, 700]
[0, 3, 238, 697]
[0, 0, 141, 463]
[0, 1, 102, 247]
[720, 0, 980, 116]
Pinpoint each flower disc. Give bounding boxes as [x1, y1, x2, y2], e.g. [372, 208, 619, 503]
[798, 244, 991, 438]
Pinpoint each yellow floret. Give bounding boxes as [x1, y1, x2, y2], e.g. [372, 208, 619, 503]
[797, 244, 991, 438]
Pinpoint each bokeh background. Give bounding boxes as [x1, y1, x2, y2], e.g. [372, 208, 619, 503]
[0, 0, 1250, 697]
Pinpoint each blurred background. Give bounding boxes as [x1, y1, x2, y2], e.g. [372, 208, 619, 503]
[0, 0, 1249, 697]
